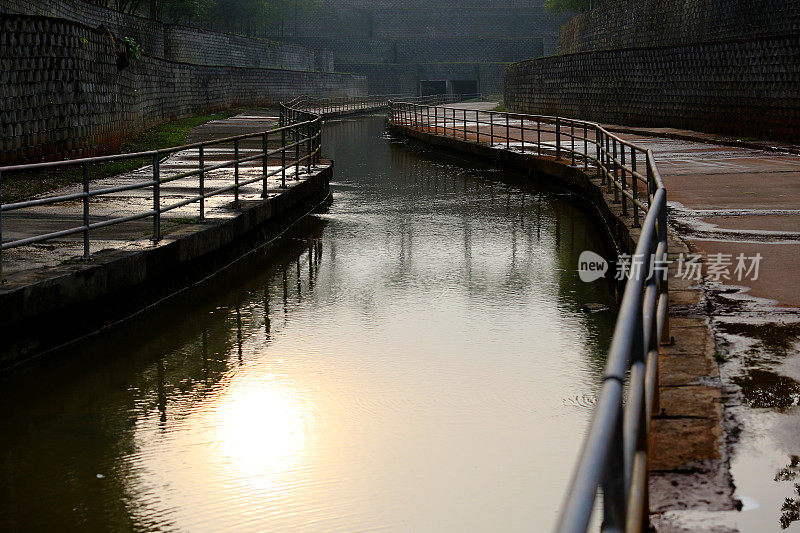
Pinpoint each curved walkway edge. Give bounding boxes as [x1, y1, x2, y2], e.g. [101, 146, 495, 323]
[0, 163, 332, 369]
[388, 116, 736, 526]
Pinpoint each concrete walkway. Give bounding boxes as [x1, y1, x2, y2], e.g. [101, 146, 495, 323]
[439, 101, 800, 307]
[1, 111, 318, 277]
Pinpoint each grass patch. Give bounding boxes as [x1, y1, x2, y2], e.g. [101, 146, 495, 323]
[491, 101, 506, 112]
[167, 217, 200, 225]
[3, 110, 240, 203]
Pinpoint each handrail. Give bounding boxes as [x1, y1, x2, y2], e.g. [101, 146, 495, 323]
[290, 93, 483, 116]
[0, 99, 334, 280]
[387, 101, 669, 533]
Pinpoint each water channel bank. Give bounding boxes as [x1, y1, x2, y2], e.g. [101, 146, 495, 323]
[0, 110, 332, 367]
[387, 104, 735, 528]
[0, 114, 619, 530]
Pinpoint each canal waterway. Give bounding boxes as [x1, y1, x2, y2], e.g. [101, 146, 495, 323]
[0, 114, 617, 531]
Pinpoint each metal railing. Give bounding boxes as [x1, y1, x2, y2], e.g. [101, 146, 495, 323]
[290, 93, 483, 116]
[0, 101, 324, 280]
[389, 101, 669, 532]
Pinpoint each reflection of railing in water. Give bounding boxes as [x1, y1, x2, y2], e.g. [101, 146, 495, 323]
[222, 236, 324, 358]
[153, 230, 326, 421]
[388, 101, 669, 533]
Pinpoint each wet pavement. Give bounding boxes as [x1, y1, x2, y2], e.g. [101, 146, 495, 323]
[434, 102, 800, 531]
[1, 110, 311, 276]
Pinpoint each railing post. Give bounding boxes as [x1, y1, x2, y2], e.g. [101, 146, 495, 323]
[315, 121, 321, 165]
[537, 118, 542, 156]
[631, 147, 639, 227]
[281, 127, 287, 188]
[307, 122, 312, 174]
[233, 138, 240, 207]
[268, 131, 269, 198]
[583, 124, 588, 171]
[490, 112, 494, 145]
[434, 106, 438, 134]
[506, 113, 510, 150]
[427, 105, 430, 132]
[602, 403, 627, 530]
[199, 144, 205, 220]
[555, 117, 561, 160]
[295, 122, 300, 180]
[598, 129, 605, 185]
[621, 143, 628, 216]
[152, 154, 161, 242]
[521, 117, 525, 152]
[463, 109, 467, 140]
[476, 110, 480, 143]
[82, 162, 90, 259]
[571, 123, 575, 165]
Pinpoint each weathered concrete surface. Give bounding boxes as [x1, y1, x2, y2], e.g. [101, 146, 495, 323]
[0, 112, 332, 367]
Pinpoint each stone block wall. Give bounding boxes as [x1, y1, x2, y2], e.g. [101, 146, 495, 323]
[559, 0, 800, 54]
[0, 0, 168, 57]
[504, 36, 800, 143]
[163, 26, 321, 71]
[0, 0, 332, 71]
[0, 16, 367, 165]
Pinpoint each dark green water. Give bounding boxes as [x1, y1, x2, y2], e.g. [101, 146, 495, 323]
[0, 115, 616, 531]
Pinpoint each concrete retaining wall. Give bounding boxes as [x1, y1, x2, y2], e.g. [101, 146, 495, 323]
[339, 62, 507, 96]
[163, 25, 333, 72]
[279, 0, 567, 97]
[0, 163, 333, 367]
[559, 0, 800, 54]
[505, 36, 800, 143]
[0, 16, 366, 165]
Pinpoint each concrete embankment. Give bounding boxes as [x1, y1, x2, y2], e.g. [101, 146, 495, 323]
[0, 163, 332, 369]
[388, 104, 732, 523]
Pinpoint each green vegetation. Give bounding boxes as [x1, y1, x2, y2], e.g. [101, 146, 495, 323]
[714, 352, 727, 363]
[544, 0, 610, 14]
[120, 37, 142, 61]
[492, 101, 506, 112]
[4, 110, 237, 203]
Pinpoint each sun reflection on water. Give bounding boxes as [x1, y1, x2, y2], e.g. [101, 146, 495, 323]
[123, 370, 320, 529]
[210, 376, 315, 491]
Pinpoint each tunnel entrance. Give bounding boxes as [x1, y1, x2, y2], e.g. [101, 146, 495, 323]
[419, 80, 447, 96]
[451, 79, 478, 96]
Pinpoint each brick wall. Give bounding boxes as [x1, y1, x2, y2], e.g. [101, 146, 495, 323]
[559, 0, 800, 54]
[504, 36, 800, 143]
[0, 16, 367, 165]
